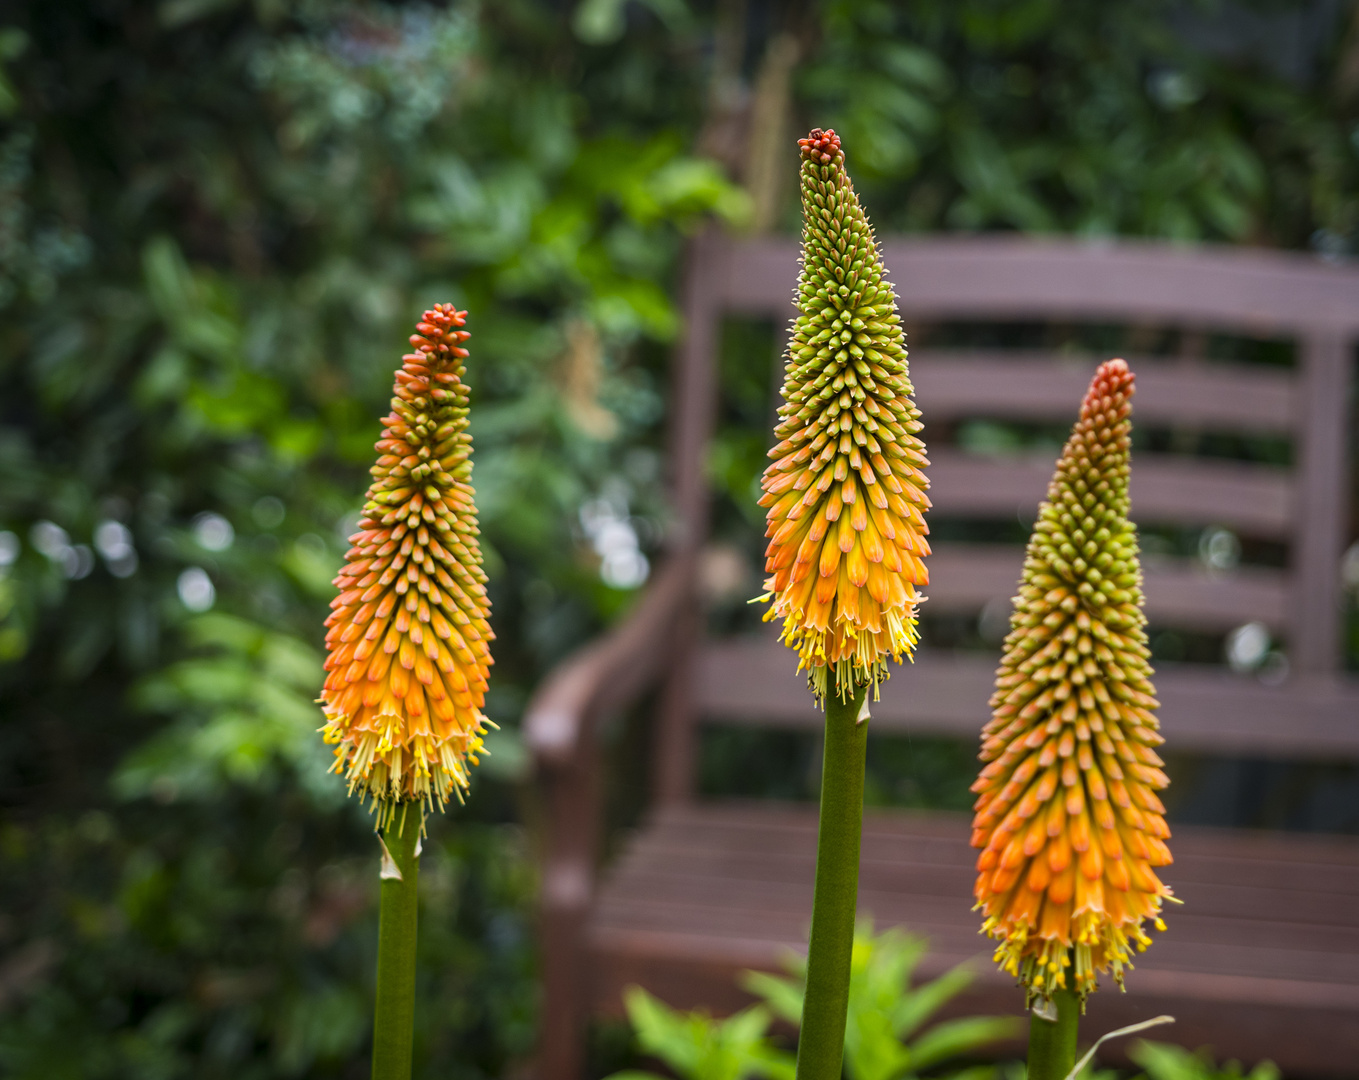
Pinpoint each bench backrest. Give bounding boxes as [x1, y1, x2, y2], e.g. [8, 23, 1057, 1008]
[654, 232, 1358, 798]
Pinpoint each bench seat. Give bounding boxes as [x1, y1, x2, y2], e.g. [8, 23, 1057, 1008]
[589, 802, 1359, 1076]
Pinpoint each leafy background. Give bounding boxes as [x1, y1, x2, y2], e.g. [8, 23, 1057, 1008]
[1, 1, 1357, 1077]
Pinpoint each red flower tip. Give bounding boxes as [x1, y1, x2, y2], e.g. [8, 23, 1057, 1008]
[408, 304, 470, 355]
[1081, 358, 1135, 420]
[798, 128, 843, 165]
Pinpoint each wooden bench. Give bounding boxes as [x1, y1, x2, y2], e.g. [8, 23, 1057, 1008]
[525, 233, 1359, 1078]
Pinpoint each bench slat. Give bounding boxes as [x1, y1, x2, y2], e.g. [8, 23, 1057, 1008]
[611, 825, 1359, 920]
[602, 864, 1359, 940]
[927, 449, 1292, 538]
[616, 838, 1359, 901]
[693, 641, 1359, 757]
[717, 236, 1359, 333]
[910, 353, 1297, 432]
[639, 801, 1359, 868]
[926, 543, 1289, 631]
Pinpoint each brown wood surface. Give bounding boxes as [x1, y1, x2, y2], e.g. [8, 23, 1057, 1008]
[923, 542, 1289, 631]
[694, 637, 1359, 758]
[525, 555, 693, 1080]
[668, 228, 725, 549]
[523, 554, 691, 767]
[926, 449, 1293, 538]
[910, 352, 1298, 433]
[652, 597, 702, 807]
[1294, 332, 1352, 674]
[588, 804, 1359, 1075]
[717, 235, 1359, 333]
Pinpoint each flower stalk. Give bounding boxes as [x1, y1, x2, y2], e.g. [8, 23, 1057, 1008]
[319, 304, 494, 1079]
[797, 677, 869, 1080]
[758, 128, 930, 1078]
[373, 803, 421, 1080]
[1026, 985, 1079, 1080]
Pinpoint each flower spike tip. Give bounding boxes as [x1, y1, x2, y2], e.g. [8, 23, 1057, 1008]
[320, 305, 494, 828]
[758, 128, 931, 705]
[971, 359, 1173, 1011]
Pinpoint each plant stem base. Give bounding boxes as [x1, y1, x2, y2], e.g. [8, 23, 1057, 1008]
[1027, 988, 1079, 1080]
[372, 802, 421, 1080]
[796, 680, 869, 1080]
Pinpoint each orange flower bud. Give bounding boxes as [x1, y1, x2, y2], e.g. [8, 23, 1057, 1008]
[320, 305, 494, 826]
[758, 129, 930, 704]
[971, 359, 1173, 1009]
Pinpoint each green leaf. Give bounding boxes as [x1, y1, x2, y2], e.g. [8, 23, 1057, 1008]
[742, 925, 1015, 1080]
[573, 0, 692, 43]
[907, 1016, 1020, 1073]
[158, 0, 243, 27]
[739, 969, 803, 1026]
[1129, 1040, 1280, 1080]
[619, 986, 793, 1080]
[0, 28, 28, 116]
[891, 962, 973, 1040]
[573, 0, 629, 44]
[878, 42, 952, 95]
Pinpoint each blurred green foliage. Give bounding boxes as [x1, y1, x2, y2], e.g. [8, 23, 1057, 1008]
[603, 927, 1278, 1080]
[605, 989, 794, 1080]
[1125, 1041, 1279, 1080]
[0, 0, 1354, 1075]
[802, 0, 1358, 244]
[744, 923, 1017, 1080]
[604, 924, 1016, 1080]
[0, 1, 739, 1075]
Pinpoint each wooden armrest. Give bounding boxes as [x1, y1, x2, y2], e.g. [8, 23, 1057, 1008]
[524, 554, 694, 768]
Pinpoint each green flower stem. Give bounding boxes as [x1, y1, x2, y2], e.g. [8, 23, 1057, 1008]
[372, 802, 421, 1080]
[796, 678, 869, 1080]
[1027, 988, 1079, 1080]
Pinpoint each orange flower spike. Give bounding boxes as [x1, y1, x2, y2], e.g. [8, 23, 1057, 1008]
[971, 359, 1174, 1011]
[758, 129, 930, 705]
[320, 304, 495, 827]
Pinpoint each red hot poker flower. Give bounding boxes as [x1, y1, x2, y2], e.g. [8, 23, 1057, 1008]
[971, 359, 1173, 1009]
[758, 128, 931, 705]
[320, 305, 494, 825]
